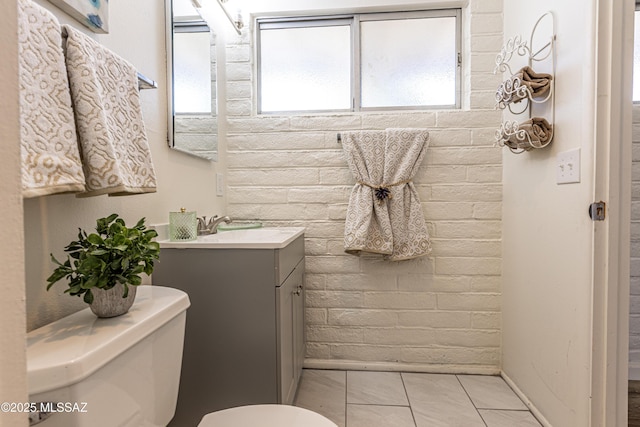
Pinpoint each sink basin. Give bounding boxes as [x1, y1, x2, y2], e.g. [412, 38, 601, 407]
[217, 222, 262, 231]
[158, 227, 305, 249]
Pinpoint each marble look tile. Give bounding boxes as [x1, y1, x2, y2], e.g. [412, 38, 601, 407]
[402, 373, 485, 427]
[479, 410, 543, 427]
[347, 404, 416, 427]
[294, 370, 346, 427]
[457, 375, 527, 410]
[347, 371, 409, 405]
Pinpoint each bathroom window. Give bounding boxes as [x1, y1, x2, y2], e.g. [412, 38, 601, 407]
[173, 20, 213, 114]
[257, 10, 461, 114]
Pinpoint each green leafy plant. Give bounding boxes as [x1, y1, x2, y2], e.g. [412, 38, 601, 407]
[47, 214, 160, 304]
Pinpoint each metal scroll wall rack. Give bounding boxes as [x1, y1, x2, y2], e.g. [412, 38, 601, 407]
[494, 11, 556, 154]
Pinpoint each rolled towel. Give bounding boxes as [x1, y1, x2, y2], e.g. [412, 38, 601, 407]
[496, 66, 553, 108]
[62, 25, 157, 197]
[520, 67, 553, 99]
[503, 117, 553, 151]
[18, 0, 86, 198]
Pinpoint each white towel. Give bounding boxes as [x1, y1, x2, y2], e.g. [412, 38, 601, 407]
[342, 129, 431, 261]
[62, 25, 157, 197]
[18, 0, 86, 198]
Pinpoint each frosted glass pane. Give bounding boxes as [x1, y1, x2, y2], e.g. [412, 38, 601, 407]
[174, 31, 212, 113]
[361, 17, 457, 108]
[634, 11, 640, 102]
[260, 26, 351, 112]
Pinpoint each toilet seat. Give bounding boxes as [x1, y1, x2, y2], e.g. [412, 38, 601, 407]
[198, 404, 338, 427]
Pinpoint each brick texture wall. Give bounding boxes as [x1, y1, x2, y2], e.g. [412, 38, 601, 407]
[225, 0, 504, 373]
[631, 105, 640, 368]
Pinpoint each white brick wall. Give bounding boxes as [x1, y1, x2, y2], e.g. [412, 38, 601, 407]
[225, 2, 503, 373]
[174, 116, 218, 159]
[631, 105, 640, 368]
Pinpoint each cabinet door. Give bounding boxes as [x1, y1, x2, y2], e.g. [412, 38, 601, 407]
[277, 260, 304, 404]
[293, 259, 305, 387]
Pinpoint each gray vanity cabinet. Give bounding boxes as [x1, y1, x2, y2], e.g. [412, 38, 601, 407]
[153, 235, 305, 427]
[277, 259, 305, 404]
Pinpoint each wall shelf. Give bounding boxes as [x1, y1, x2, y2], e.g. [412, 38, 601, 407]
[494, 12, 556, 154]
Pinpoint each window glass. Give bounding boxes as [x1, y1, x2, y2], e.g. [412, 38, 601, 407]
[259, 25, 352, 112]
[174, 30, 212, 113]
[257, 10, 460, 113]
[360, 16, 457, 108]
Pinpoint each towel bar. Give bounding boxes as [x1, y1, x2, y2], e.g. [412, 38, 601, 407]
[62, 28, 156, 91]
[137, 73, 157, 90]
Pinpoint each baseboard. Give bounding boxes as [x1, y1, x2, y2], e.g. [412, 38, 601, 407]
[501, 371, 553, 427]
[303, 358, 501, 375]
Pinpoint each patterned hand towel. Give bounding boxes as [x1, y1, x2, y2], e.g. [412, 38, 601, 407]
[341, 129, 431, 261]
[18, 0, 86, 198]
[62, 25, 157, 197]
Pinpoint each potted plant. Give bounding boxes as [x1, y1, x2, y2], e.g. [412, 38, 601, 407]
[46, 213, 160, 317]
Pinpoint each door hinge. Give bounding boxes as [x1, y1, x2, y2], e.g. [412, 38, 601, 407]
[589, 201, 606, 221]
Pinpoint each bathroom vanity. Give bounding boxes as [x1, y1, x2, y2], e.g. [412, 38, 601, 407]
[153, 228, 305, 427]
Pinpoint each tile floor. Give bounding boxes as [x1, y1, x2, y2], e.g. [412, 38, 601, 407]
[630, 381, 640, 427]
[293, 369, 542, 427]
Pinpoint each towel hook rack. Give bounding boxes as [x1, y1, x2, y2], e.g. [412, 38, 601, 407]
[494, 11, 556, 154]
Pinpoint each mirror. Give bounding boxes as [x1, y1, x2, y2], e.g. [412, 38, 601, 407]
[166, 0, 218, 161]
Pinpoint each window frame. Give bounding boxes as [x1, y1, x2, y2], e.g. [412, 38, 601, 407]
[256, 9, 462, 115]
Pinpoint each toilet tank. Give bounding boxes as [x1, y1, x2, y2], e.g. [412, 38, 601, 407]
[27, 286, 190, 427]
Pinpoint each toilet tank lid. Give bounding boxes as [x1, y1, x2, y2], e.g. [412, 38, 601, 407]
[27, 286, 190, 395]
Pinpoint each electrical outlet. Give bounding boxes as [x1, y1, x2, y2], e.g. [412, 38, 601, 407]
[216, 173, 224, 196]
[556, 148, 580, 185]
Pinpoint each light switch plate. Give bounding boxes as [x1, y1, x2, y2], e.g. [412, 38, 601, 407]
[557, 148, 580, 184]
[216, 173, 224, 196]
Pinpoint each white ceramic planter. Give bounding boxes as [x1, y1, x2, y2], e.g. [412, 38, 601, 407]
[89, 283, 137, 318]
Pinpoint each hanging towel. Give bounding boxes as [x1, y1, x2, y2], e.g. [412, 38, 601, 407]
[496, 66, 553, 109]
[341, 129, 431, 261]
[18, 0, 86, 198]
[62, 25, 157, 197]
[502, 117, 553, 151]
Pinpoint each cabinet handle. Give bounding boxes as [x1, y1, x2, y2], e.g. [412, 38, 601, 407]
[294, 285, 302, 296]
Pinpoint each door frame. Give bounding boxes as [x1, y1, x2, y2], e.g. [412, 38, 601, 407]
[591, 0, 633, 425]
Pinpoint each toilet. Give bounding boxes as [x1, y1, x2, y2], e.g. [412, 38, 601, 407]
[198, 404, 337, 427]
[27, 285, 336, 427]
[27, 286, 190, 426]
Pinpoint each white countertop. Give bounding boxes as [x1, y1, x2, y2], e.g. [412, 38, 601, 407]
[157, 227, 305, 249]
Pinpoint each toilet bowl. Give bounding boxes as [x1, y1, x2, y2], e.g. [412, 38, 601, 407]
[198, 404, 338, 427]
[26, 286, 190, 427]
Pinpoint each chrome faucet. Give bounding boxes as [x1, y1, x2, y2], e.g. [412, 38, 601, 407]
[197, 215, 232, 235]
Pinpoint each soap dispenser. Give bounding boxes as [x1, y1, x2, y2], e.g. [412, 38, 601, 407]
[169, 208, 197, 241]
